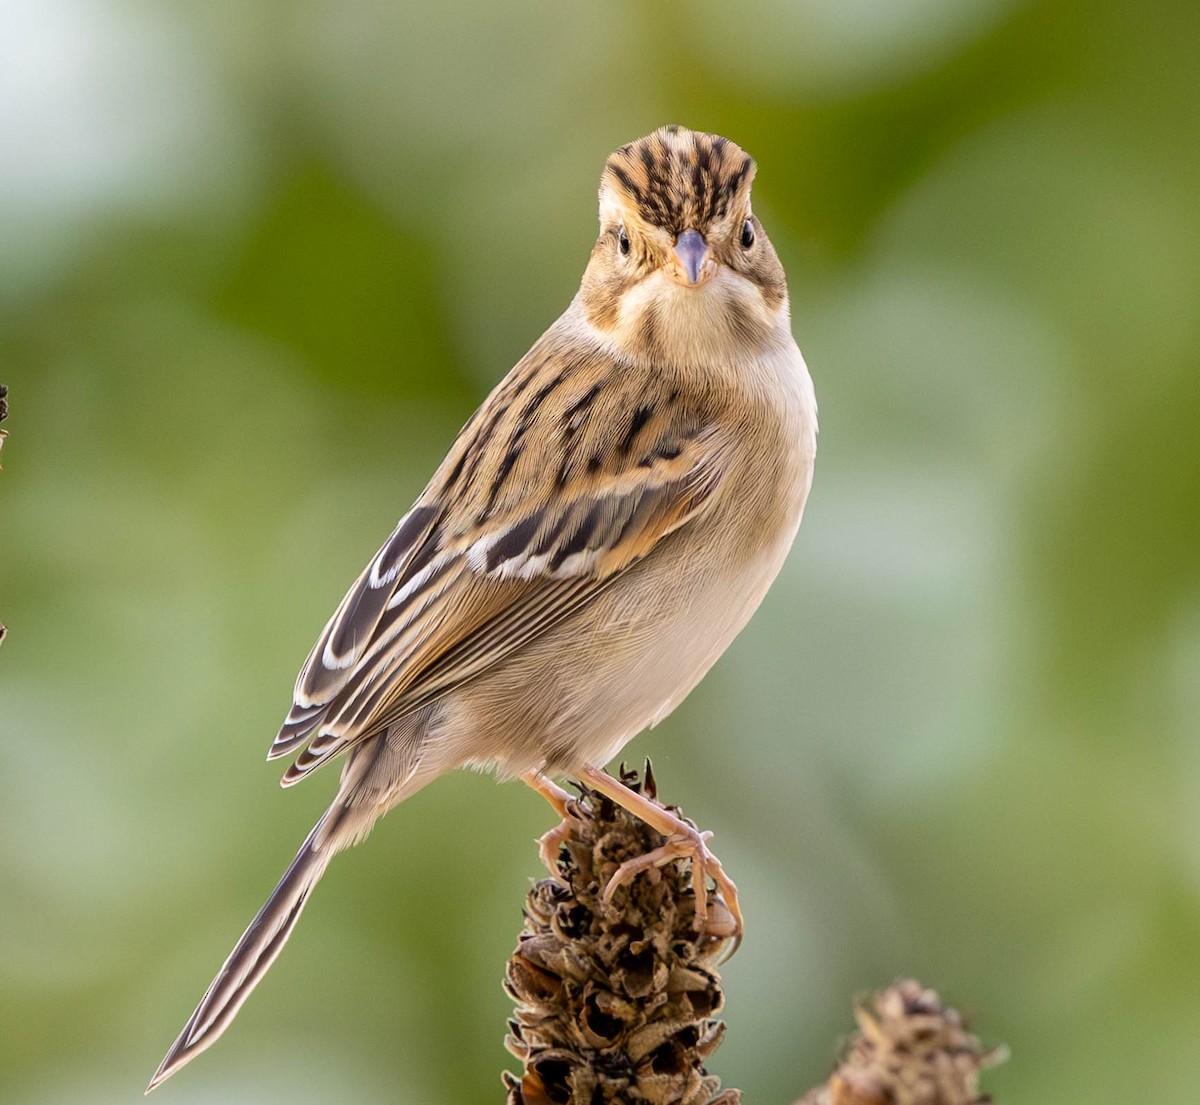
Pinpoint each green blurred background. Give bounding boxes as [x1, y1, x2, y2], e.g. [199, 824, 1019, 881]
[2, 0, 1198, 1101]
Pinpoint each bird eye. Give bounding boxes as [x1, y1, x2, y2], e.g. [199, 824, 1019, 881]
[740, 219, 755, 249]
[617, 226, 631, 256]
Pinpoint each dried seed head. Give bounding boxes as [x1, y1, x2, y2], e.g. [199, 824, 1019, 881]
[504, 764, 739, 1105]
[797, 980, 1005, 1105]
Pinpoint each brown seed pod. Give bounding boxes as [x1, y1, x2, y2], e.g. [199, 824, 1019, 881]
[504, 764, 739, 1105]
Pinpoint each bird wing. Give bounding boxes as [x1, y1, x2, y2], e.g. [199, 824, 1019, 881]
[268, 355, 733, 785]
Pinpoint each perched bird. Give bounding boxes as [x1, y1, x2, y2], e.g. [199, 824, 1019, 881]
[148, 125, 817, 1092]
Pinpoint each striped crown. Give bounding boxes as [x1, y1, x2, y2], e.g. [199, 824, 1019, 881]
[601, 126, 756, 235]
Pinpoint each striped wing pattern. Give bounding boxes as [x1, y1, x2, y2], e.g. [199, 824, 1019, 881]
[267, 418, 732, 785]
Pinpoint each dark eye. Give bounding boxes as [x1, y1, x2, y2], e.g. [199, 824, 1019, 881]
[617, 226, 631, 256]
[740, 219, 755, 249]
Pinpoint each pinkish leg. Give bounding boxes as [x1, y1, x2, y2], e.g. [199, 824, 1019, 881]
[577, 764, 743, 941]
[520, 771, 581, 877]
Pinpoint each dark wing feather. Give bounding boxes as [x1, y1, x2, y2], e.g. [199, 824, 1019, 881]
[270, 347, 733, 785]
[268, 504, 440, 760]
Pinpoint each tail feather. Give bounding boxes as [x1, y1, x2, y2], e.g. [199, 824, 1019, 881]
[146, 816, 335, 1094]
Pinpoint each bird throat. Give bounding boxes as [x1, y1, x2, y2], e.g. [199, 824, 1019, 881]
[611, 269, 782, 369]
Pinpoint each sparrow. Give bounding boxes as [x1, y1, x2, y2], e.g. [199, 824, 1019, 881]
[148, 125, 817, 1092]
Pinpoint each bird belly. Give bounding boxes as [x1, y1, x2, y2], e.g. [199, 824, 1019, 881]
[434, 463, 810, 779]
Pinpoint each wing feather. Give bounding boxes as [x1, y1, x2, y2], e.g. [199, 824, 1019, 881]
[268, 505, 439, 759]
[271, 347, 733, 783]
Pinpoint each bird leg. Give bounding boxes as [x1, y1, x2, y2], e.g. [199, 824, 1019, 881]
[576, 764, 743, 940]
[520, 771, 583, 876]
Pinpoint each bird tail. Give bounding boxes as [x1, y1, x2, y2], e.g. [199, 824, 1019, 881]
[146, 811, 340, 1094]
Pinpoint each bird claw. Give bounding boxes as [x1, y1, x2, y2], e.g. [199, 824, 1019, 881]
[602, 823, 743, 944]
[536, 799, 585, 877]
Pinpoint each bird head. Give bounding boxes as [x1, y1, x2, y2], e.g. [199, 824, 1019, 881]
[577, 126, 789, 359]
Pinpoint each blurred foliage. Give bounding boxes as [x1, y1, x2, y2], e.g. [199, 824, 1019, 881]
[1, 1, 1197, 1103]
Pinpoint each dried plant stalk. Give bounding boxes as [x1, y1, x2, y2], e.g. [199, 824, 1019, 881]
[503, 764, 740, 1105]
[796, 979, 1005, 1105]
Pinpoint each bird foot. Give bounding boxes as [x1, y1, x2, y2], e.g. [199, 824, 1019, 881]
[601, 824, 742, 942]
[522, 770, 586, 878]
[577, 764, 742, 946]
[524, 765, 744, 949]
[535, 806, 584, 876]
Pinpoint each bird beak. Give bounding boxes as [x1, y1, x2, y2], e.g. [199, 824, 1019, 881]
[672, 229, 710, 286]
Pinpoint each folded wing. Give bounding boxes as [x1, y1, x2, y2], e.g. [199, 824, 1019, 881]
[269, 368, 733, 785]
